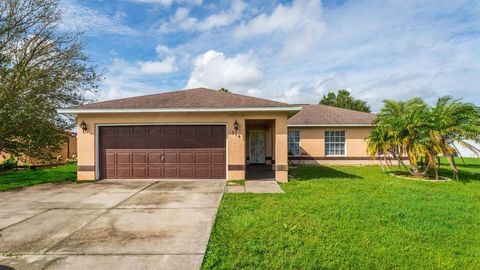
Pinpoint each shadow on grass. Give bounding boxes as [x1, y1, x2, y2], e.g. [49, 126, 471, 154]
[289, 165, 362, 181]
[455, 163, 480, 169]
[438, 168, 480, 183]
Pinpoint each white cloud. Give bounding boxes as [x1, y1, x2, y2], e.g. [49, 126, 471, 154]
[98, 57, 179, 101]
[88, 0, 480, 113]
[160, 0, 247, 32]
[60, 0, 137, 35]
[234, 0, 324, 57]
[186, 50, 262, 90]
[155, 44, 171, 55]
[139, 56, 177, 74]
[196, 0, 246, 31]
[129, 0, 202, 7]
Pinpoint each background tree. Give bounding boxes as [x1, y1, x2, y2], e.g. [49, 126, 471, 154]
[320, 89, 371, 112]
[218, 87, 230, 92]
[0, 0, 100, 161]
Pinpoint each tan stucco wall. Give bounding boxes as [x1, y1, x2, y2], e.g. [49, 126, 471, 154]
[76, 111, 289, 182]
[288, 126, 372, 164]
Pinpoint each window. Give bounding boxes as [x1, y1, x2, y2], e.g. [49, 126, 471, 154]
[288, 130, 301, 156]
[325, 131, 346, 156]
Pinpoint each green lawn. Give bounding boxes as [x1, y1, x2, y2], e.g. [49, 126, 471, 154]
[0, 164, 77, 191]
[203, 158, 480, 269]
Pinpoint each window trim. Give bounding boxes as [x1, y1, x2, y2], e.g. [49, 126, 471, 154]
[288, 129, 301, 157]
[324, 130, 347, 157]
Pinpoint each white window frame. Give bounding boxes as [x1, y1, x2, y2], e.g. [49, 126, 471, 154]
[325, 130, 347, 156]
[288, 130, 301, 157]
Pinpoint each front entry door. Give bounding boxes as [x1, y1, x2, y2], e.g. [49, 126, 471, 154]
[249, 130, 266, 164]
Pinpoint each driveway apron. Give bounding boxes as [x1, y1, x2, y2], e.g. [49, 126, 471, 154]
[0, 180, 225, 270]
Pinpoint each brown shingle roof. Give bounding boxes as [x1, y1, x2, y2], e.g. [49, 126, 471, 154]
[287, 104, 376, 126]
[66, 88, 292, 110]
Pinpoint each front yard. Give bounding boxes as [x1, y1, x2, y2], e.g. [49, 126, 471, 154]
[203, 158, 480, 269]
[0, 164, 77, 191]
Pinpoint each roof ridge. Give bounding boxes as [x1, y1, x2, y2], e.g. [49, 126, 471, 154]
[309, 104, 376, 115]
[211, 89, 290, 106]
[69, 88, 216, 108]
[71, 87, 290, 108]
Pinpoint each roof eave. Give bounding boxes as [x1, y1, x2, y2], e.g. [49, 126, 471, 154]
[57, 106, 303, 114]
[287, 123, 374, 127]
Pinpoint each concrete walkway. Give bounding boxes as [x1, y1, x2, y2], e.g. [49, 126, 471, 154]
[226, 180, 284, 193]
[0, 180, 225, 270]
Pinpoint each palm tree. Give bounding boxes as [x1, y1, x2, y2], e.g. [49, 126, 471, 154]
[372, 98, 428, 176]
[369, 96, 480, 180]
[366, 124, 392, 171]
[426, 97, 480, 179]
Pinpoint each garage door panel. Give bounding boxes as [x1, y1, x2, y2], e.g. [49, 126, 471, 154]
[212, 127, 226, 147]
[133, 167, 147, 178]
[106, 152, 115, 164]
[148, 152, 163, 164]
[179, 126, 195, 148]
[179, 152, 194, 164]
[164, 126, 177, 137]
[211, 151, 226, 164]
[196, 126, 211, 148]
[211, 166, 226, 179]
[106, 167, 116, 178]
[117, 167, 132, 178]
[133, 126, 147, 137]
[147, 140, 163, 148]
[101, 127, 116, 137]
[195, 152, 210, 164]
[132, 152, 147, 164]
[164, 166, 179, 178]
[164, 152, 178, 163]
[211, 137, 225, 148]
[116, 126, 132, 137]
[116, 152, 132, 164]
[148, 126, 164, 137]
[179, 166, 194, 178]
[100, 125, 226, 179]
[164, 138, 178, 148]
[103, 140, 116, 149]
[195, 166, 210, 178]
[133, 139, 147, 149]
[148, 166, 163, 178]
[117, 138, 132, 149]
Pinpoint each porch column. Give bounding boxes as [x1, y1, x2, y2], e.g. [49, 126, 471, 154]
[274, 116, 289, 182]
[227, 117, 246, 180]
[76, 116, 96, 181]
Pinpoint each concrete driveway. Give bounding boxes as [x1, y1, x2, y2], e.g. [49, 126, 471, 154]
[0, 180, 225, 270]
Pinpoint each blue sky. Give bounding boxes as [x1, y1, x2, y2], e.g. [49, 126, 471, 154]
[60, 0, 480, 111]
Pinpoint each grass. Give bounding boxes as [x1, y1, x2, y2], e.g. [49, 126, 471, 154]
[0, 163, 77, 191]
[227, 180, 245, 186]
[203, 158, 480, 269]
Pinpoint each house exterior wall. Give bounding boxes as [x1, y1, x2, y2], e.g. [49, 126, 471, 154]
[288, 126, 379, 165]
[76, 111, 289, 182]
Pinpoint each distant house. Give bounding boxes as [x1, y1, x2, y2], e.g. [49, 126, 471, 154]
[455, 140, 480, 158]
[58, 88, 378, 182]
[0, 131, 77, 166]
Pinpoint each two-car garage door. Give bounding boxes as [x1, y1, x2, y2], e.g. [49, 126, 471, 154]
[99, 125, 226, 179]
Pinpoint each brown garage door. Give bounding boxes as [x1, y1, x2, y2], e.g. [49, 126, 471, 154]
[99, 125, 226, 179]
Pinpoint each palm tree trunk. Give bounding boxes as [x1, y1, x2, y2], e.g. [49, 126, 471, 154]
[383, 156, 390, 172]
[445, 155, 459, 180]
